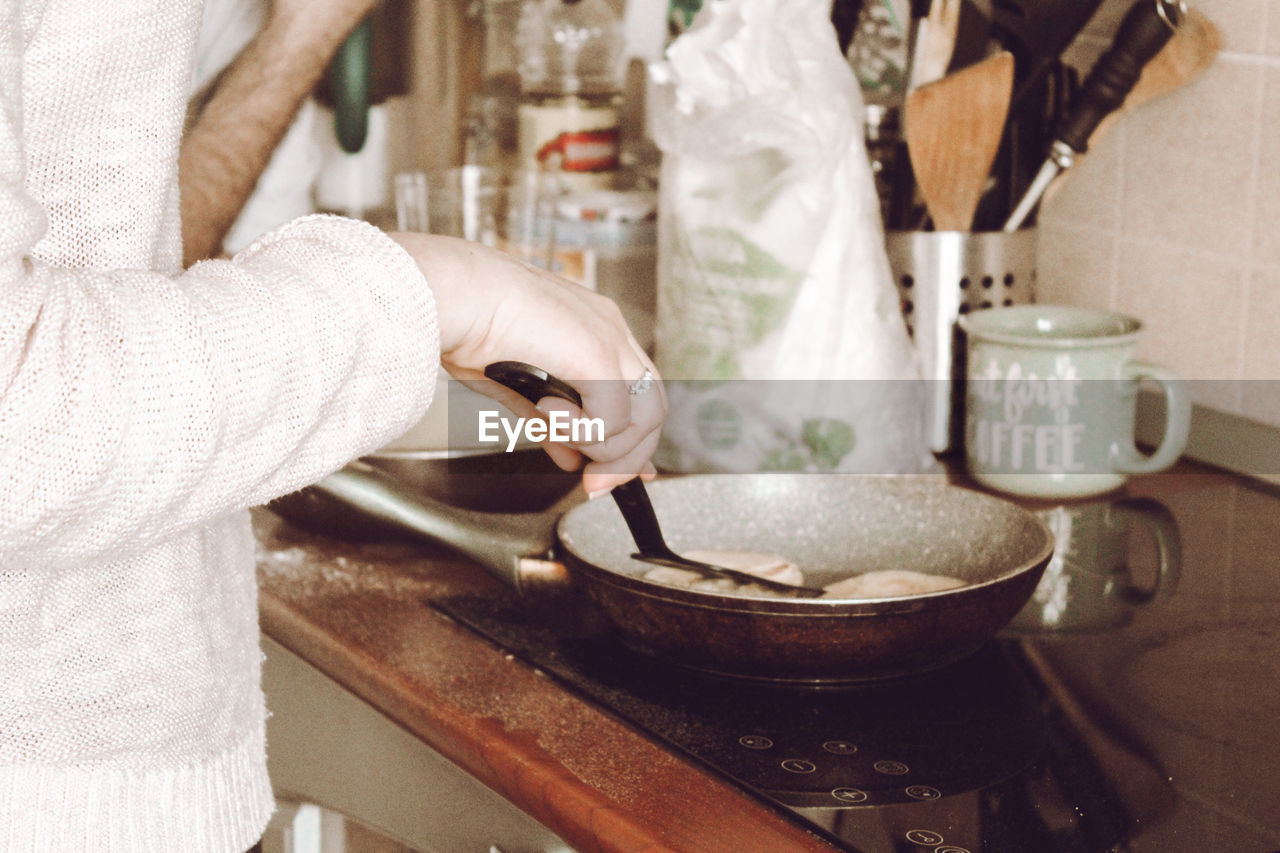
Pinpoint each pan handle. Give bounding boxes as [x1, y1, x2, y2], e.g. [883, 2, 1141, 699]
[307, 461, 564, 591]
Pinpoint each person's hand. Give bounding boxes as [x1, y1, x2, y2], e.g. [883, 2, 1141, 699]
[389, 233, 666, 496]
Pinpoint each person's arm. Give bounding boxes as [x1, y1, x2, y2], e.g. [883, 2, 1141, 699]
[179, 0, 379, 265]
[391, 232, 666, 495]
[1, 4, 661, 568]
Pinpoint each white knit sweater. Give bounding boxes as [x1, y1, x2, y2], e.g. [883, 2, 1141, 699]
[0, 3, 440, 851]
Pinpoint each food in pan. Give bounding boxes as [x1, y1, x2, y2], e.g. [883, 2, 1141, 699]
[821, 569, 967, 598]
[642, 550, 967, 599]
[642, 550, 804, 594]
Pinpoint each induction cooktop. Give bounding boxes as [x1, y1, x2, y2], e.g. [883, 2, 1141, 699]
[433, 587, 1132, 853]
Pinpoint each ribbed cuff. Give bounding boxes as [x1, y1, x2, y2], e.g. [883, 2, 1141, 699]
[0, 732, 274, 853]
[239, 212, 438, 352]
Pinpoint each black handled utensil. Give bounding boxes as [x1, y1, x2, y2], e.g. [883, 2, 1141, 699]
[990, 0, 1108, 114]
[1003, 0, 1184, 232]
[976, 0, 1106, 228]
[483, 361, 826, 598]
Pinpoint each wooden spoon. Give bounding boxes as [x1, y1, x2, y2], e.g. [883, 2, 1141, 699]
[905, 51, 1015, 232]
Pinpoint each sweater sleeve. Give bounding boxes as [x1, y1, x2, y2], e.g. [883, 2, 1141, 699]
[0, 212, 440, 566]
[0, 5, 440, 567]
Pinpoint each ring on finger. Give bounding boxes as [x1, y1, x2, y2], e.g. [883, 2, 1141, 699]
[628, 369, 655, 397]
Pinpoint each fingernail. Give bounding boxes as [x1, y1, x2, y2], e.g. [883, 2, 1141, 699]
[586, 487, 611, 500]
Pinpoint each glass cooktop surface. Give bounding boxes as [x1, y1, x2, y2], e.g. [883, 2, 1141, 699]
[426, 473, 1280, 852]
[434, 588, 1126, 853]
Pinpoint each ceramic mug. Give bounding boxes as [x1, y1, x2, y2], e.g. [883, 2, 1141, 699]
[960, 305, 1191, 499]
[1008, 498, 1181, 635]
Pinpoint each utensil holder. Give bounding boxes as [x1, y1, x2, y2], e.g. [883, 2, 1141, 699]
[886, 229, 1038, 454]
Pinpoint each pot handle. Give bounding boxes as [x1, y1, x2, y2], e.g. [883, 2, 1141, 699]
[308, 461, 563, 591]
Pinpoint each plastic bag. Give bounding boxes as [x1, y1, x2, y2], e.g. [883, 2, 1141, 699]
[648, 0, 932, 474]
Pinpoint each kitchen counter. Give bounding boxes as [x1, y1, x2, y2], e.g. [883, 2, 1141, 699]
[253, 496, 842, 852]
[255, 459, 1280, 852]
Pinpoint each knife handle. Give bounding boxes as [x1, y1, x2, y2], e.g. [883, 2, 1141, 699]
[1057, 0, 1181, 154]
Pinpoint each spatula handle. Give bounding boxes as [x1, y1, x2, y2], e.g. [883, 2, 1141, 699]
[483, 361, 583, 408]
[483, 361, 827, 598]
[483, 361, 657, 542]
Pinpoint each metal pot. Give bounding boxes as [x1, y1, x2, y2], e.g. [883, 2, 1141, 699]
[294, 464, 1053, 684]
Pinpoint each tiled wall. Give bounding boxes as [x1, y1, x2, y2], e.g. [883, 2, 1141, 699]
[1037, 0, 1280, 426]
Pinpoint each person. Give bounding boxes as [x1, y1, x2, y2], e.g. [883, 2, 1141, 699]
[184, 0, 332, 261]
[181, 0, 364, 265]
[0, 2, 666, 852]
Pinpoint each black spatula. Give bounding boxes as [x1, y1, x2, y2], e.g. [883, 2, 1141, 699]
[484, 361, 826, 598]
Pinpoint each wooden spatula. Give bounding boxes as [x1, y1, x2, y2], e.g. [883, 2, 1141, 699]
[905, 51, 1015, 232]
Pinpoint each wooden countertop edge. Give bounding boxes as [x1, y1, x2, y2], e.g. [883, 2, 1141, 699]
[259, 591, 839, 853]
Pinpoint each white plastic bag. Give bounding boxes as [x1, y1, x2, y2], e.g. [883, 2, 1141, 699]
[648, 0, 931, 474]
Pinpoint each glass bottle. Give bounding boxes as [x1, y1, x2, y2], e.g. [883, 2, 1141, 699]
[516, 0, 624, 191]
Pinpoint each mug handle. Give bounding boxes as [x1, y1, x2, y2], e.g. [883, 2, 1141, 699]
[1110, 497, 1182, 604]
[1112, 362, 1191, 474]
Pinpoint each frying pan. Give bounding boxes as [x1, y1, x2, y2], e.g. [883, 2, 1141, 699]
[292, 464, 1054, 684]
